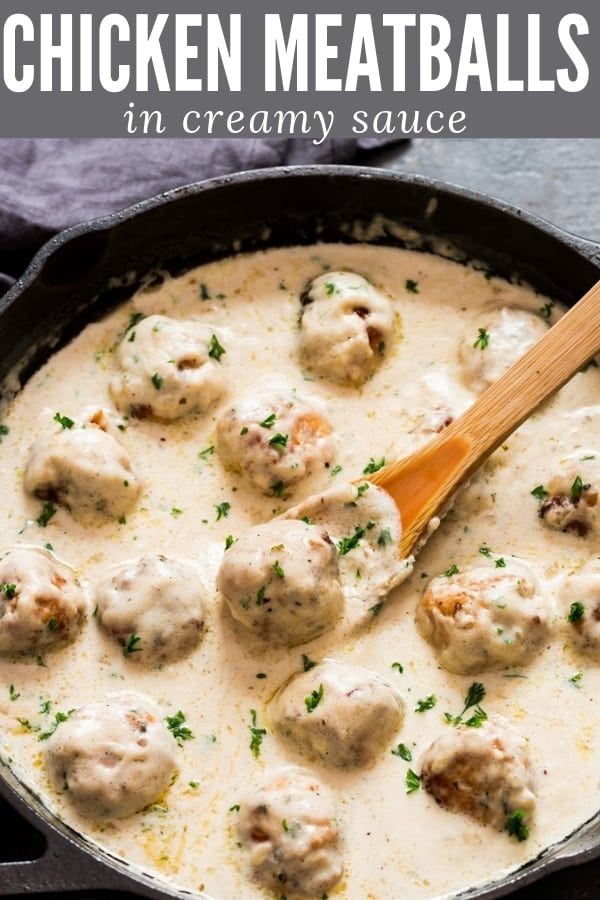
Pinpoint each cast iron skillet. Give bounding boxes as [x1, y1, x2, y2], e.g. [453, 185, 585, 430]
[0, 166, 600, 900]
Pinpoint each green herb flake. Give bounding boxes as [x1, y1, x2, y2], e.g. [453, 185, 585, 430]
[240, 426, 249, 435]
[300, 515, 314, 525]
[199, 283, 211, 301]
[406, 768, 422, 794]
[363, 456, 386, 475]
[568, 601, 585, 624]
[391, 743, 412, 761]
[198, 445, 215, 461]
[442, 563, 459, 578]
[36, 502, 56, 528]
[444, 682, 487, 728]
[215, 501, 231, 521]
[47, 617, 59, 631]
[405, 279, 419, 294]
[270, 480, 285, 498]
[505, 810, 530, 842]
[44, 543, 54, 552]
[268, 432, 289, 450]
[249, 708, 267, 758]
[495, 557, 507, 568]
[8, 684, 19, 701]
[531, 484, 549, 501]
[571, 475, 584, 503]
[330, 464, 343, 477]
[539, 301, 554, 319]
[259, 413, 277, 429]
[165, 710, 195, 744]
[391, 661, 404, 674]
[151, 372, 163, 390]
[377, 528, 393, 547]
[304, 683, 324, 714]
[415, 695, 437, 713]
[0, 424, 9, 442]
[369, 602, 383, 616]
[53, 412, 75, 430]
[0, 583, 17, 600]
[229, 803, 241, 812]
[225, 534, 236, 550]
[569, 672, 583, 689]
[302, 654, 316, 672]
[473, 328, 490, 350]
[170, 507, 183, 517]
[208, 334, 226, 362]
[126, 311, 144, 332]
[324, 282, 336, 296]
[337, 525, 365, 556]
[272, 560, 285, 578]
[123, 633, 142, 657]
[38, 709, 75, 742]
[356, 482, 369, 496]
[479, 545, 493, 558]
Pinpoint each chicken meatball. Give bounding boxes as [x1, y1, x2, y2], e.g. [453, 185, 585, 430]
[45, 692, 178, 819]
[299, 271, 394, 384]
[24, 411, 141, 520]
[538, 452, 600, 537]
[270, 659, 404, 767]
[94, 555, 205, 664]
[0, 547, 86, 655]
[110, 314, 226, 420]
[416, 560, 550, 674]
[561, 559, 600, 658]
[216, 388, 336, 495]
[217, 519, 343, 646]
[421, 717, 536, 834]
[237, 765, 343, 896]
[459, 307, 548, 393]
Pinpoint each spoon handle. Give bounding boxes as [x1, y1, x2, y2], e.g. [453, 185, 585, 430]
[372, 278, 600, 556]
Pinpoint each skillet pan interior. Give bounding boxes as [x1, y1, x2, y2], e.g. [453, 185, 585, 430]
[1, 165, 600, 900]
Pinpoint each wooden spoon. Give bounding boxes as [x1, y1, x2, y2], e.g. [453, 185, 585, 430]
[367, 280, 600, 559]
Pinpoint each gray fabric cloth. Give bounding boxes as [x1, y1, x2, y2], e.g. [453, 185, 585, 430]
[0, 137, 389, 290]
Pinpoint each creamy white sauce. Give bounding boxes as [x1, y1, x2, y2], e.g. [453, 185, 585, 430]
[0, 243, 599, 899]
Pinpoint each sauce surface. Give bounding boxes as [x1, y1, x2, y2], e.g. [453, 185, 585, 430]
[1, 242, 599, 899]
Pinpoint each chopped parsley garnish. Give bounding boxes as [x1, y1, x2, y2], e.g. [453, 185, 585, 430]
[337, 525, 365, 556]
[568, 601, 585, 624]
[53, 412, 74, 430]
[304, 683, 324, 714]
[9, 684, 19, 701]
[240, 426, 248, 435]
[0, 424, 9, 441]
[255, 585, 266, 606]
[17, 717, 39, 733]
[391, 743, 412, 761]
[377, 528, 392, 547]
[229, 803, 240, 812]
[444, 682, 487, 728]
[44, 543, 54, 551]
[199, 283, 211, 301]
[39, 699, 52, 714]
[571, 475, 584, 503]
[170, 507, 182, 517]
[505, 810, 530, 842]
[369, 602, 383, 616]
[531, 484, 549, 501]
[268, 432, 289, 450]
[324, 282, 336, 296]
[208, 334, 226, 362]
[249, 708, 266, 758]
[126, 311, 144, 331]
[198, 445, 215, 461]
[406, 769, 422, 794]
[442, 563, 459, 578]
[270, 480, 285, 498]
[47, 617, 59, 631]
[300, 515, 314, 525]
[128, 330, 136, 342]
[391, 661, 404, 674]
[330, 464, 342, 477]
[151, 372, 163, 390]
[215, 501, 231, 521]
[0, 583, 17, 599]
[363, 456, 386, 475]
[259, 413, 276, 429]
[302, 654, 316, 672]
[165, 710, 195, 743]
[123, 633, 142, 657]
[225, 534, 236, 550]
[495, 557, 506, 568]
[473, 328, 490, 350]
[405, 279, 419, 294]
[539, 301, 554, 319]
[569, 672, 583, 689]
[415, 694, 437, 713]
[357, 482, 369, 496]
[36, 502, 56, 528]
[272, 560, 285, 578]
[38, 709, 74, 742]
[479, 545, 492, 558]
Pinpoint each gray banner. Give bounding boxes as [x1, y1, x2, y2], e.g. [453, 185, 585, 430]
[0, 0, 598, 138]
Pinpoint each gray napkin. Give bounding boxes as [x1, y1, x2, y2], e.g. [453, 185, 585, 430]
[0, 137, 390, 291]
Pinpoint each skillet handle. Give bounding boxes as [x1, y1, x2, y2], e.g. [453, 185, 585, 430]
[0, 836, 126, 895]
